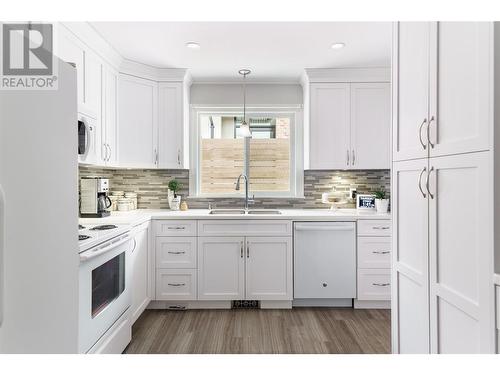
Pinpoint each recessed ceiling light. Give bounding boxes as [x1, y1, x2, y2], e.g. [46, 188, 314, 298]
[185, 42, 200, 49]
[331, 42, 345, 50]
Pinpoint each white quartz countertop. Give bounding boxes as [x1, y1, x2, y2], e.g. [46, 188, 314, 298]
[78, 208, 391, 252]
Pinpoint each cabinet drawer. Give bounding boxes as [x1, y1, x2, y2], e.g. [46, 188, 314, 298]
[156, 237, 197, 269]
[154, 220, 197, 236]
[357, 269, 391, 301]
[198, 220, 292, 237]
[358, 237, 391, 268]
[155, 269, 196, 300]
[358, 220, 391, 236]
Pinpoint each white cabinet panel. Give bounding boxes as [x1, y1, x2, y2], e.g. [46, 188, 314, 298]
[198, 220, 291, 237]
[155, 237, 197, 269]
[156, 269, 196, 300]
[118, 74, 158, 168]
[428, 152, 492, 353]
[309, 83, 350, 169]
[393, 22, 430, 161]
[392, 159, 430, 353]
[357, 237, 391, 269]
[350, 83, 391, 169]
[83, 50, 102, 120]
[245, 237, 292, 301]
[101, 65, 118, 165]
[131, 223, 150, 324]
[357, 269, 391, 301]
[429, 22, 492, 157]
[197, 237, 245, 300]
[158, 82, 183, 168]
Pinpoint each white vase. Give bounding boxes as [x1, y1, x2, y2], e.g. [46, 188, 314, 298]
[170, 196, 181, 211]
[375, 199, 389, 214]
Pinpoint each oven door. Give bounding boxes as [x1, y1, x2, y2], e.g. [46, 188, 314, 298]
[78, 234, 132, 353]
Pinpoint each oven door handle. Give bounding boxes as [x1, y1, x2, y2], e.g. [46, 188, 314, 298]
[80, 234, 130, 262]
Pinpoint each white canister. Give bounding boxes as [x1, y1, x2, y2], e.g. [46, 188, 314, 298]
[117, 198, 131, 211]
[170, 196, 181, 211]
[125, 192, 138, 210]
[109, 195, 119, 211]
[110, 191, 125, 197]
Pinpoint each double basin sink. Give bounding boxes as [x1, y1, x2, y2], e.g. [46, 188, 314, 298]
[209, 209, 282, 215]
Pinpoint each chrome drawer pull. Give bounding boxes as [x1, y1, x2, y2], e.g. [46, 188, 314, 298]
[168, 283, 186, 287]
[168, 251, 186, 255]
[168, 305, 186, 310]
[167, 226, 186, 230]
[372, 283, 390, 287]
[372, 226, 390, 230]
[372, 251, 390, 254]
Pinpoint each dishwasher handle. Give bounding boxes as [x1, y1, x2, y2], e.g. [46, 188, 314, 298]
[294, 224, 354, 231]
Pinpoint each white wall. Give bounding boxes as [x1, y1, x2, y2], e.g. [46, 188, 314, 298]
[190, 83, 303, 106]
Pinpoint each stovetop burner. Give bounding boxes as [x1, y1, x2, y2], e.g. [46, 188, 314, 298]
[79, 234, 91, 241]
[90, 224, 118, 231]
[79, 224, 85, 230]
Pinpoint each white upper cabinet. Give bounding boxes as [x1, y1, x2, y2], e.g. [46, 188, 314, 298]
[158, 82, 183, 169]
[350, 83, 391, 169]
[309, 79, 391, 170]
[428, 22, 492, 157]
[101, 65, 118, 166]
[83, 50, 102, 120]
[392, 22, 430, 162]
[309, 83, 351, 169]
[118, 74, 158, 168]
[393, 22, 492, 162]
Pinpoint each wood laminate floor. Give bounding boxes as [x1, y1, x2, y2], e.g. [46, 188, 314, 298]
[124, 308, 391, 354]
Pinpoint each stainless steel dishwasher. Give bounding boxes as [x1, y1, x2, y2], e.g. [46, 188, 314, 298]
[293, 222, 356, 307]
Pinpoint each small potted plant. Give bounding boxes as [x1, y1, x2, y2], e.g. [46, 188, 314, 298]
[374, 188, 389, 214]
[168, 179, 183, 211]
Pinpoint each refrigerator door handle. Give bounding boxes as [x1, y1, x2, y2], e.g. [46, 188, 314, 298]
[0, 184, 5, 327]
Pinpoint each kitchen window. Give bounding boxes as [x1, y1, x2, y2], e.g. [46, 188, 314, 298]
[190, 107, 303, 198]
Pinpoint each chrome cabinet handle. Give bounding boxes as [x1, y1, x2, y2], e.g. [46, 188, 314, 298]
[426, 166, 435, 199]
[177, 149, 181, 166]
[240, 241, 243, 258]
[168, 283, 186, 287]
[154, 149, 158, 165]
[372, 251, 390, 254]
[131, 238, 137, 253]
[247, 241, 249, 258]
[427, 116, 435, 149]
[346, 150, 350, 166]
[372, 283, 390, 287]
[167, 226, 185, 230]
[418, 118, 428, 150]
[352, 150, 355, 166]
[372, 226, 390, 230]
[168, 251, 185, 255]
[107, 144, 111, 162]
[418, 167, 427, 198]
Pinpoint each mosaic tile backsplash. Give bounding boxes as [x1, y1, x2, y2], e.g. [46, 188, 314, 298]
[79, 166, 390, 210]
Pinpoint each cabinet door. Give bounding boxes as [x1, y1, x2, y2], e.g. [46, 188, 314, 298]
[158, 82, 183, 168]
[350, 83, 391, 169]
[197, 237, 245, 300]
[428, 152, 494, 353]
[83, 50, 102, 120]
[309, 83, 350, 169]
[245, 237, 292, 301]
[56, 29, 84, 111]
[131, 223, 150, 325]
[118, 74, 158, 168]
[428, 22, 492, 157]
[393, 22, 430, 161]
[102, 66, 118, 165]
[391, 158, 430, 353]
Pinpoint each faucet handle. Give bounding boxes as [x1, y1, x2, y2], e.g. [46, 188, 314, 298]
[208, 202, 215, 210]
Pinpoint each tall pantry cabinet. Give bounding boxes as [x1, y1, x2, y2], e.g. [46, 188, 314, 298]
[391, 22, 495, 353]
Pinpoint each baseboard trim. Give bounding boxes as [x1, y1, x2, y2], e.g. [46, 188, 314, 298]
[354, 300, 391, 309]
[147, 300, 231, 310]
[292, 298, 353, 307]
[260, 300, 292, 309]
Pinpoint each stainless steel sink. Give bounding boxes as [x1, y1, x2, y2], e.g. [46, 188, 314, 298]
[208, 209, 246, 215]
[247, 209, 282, 215]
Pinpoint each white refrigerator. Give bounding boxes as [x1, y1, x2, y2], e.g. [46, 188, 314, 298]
[0, 60, 80, 353]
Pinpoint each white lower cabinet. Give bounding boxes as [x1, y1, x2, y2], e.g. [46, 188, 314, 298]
[245, 237, 292, 301]
[156, 269, 197, 300]
[130, 222, 151, 325]
[357, 269, 391, 301]
[197, 237, 245, 300]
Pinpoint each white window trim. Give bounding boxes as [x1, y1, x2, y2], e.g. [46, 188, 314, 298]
[189, 105, 304, 199]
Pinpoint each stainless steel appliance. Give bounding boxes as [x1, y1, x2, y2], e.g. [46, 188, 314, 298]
[78, 229, 132, 353]
[80, 178, 112, 218]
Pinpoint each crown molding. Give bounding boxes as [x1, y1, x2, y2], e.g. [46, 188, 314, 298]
[305, 67, 391, 83]
[119, 59, 188, 82]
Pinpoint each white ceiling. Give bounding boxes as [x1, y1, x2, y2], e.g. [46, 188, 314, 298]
[91, 22, 392, 82]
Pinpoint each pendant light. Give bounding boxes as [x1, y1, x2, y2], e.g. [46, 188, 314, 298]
[238, 69, 252, 138]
